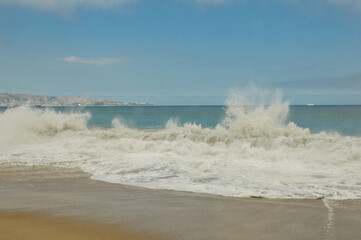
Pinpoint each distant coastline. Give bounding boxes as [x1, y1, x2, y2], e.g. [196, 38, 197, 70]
[0, 93, 153, 107]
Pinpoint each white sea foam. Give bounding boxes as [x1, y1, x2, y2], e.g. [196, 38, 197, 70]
[1, 93, 361, 199]
[0, 106, 89, 148]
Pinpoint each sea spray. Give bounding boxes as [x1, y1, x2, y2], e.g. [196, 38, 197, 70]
[0, 106, 89, 148]
[0, 92, 361, 199]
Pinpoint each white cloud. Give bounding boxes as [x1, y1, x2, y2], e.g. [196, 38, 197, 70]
[60, 56, 131, 65]
[0, 0, 135, 14]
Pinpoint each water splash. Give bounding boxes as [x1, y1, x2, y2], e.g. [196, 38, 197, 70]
[0, 91, 361, 199]
[0, 106, 89, 148]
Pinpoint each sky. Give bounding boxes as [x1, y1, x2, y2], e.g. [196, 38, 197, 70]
[0, 0, 361, 105]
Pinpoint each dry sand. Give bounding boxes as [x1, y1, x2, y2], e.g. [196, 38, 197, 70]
[0, 163, 360, 240]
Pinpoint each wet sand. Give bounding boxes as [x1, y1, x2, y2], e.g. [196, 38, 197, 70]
[0, 211, 162, 240]
[0, 163, 361, 240]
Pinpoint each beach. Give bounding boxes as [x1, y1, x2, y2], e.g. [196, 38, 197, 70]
[1, 163, 360, 240]
[2, 0, 361, 238]
[1, 105, 361, 240]
[0, 211, 161, 240]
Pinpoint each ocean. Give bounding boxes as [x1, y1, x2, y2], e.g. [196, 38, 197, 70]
[1, 103, 361, 200]
[47, 105, 361, 136]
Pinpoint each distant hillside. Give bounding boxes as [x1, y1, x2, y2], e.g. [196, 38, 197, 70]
[0, 93, 152, 107]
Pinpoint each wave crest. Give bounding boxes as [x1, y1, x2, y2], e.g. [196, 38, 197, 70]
[1, 92, 361, 200]
[0, 107, 89, 147]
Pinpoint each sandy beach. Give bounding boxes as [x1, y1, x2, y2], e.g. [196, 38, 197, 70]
[0, 211, 162, 240]
[0, 163, 360, 240]
[2, 0, 361, 239]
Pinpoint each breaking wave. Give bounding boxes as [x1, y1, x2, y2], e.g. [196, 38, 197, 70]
[0, 92, 361, 199]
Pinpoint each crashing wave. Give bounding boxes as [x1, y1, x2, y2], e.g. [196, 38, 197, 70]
[0, 92, 360, 200]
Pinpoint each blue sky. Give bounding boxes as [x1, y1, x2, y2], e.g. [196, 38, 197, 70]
[0, 0, 361, 105]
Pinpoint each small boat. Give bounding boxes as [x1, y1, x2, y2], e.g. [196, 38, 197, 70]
[306, 104, 314, 106]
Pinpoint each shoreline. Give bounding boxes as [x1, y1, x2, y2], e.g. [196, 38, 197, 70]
[1, 164, 361, 240]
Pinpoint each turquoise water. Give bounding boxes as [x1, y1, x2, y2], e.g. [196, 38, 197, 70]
[288, 105, 361, 137]
[1, 105, 360, 136]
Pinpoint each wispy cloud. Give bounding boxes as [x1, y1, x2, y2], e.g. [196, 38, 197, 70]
[60, 56, 131, 65]
[0, 0, 135, 15]
[0, 0, 234, 11]
[1, 0, 361, 14]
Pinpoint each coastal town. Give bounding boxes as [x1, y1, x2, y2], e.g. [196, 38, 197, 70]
[0, 93, 152, 107]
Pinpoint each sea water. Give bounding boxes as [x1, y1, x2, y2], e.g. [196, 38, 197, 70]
[55, 105, 361, 136]
[0, 96, 360, 199]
